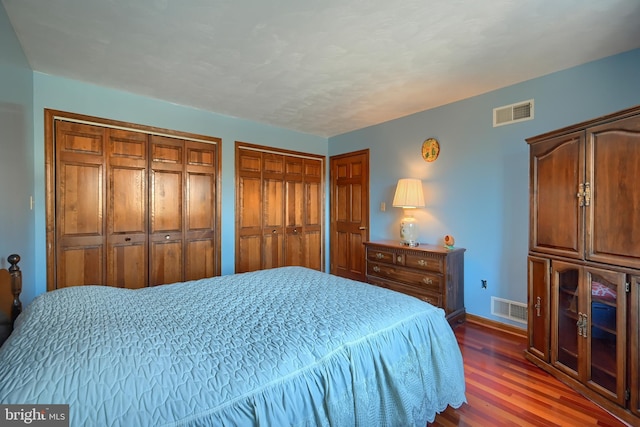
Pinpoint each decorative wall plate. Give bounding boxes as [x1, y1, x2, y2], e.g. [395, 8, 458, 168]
[421, 138, 440, 162]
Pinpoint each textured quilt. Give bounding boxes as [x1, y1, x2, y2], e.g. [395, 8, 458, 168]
[0, 267, 465, 426]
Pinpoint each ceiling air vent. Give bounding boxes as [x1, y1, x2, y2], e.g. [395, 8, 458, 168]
[493, 99, 534, 127]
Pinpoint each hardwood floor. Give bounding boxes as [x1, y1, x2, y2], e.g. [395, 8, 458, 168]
[429, 323, 628, 427]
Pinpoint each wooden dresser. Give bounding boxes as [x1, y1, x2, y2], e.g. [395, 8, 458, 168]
[364, 240, 465, 325]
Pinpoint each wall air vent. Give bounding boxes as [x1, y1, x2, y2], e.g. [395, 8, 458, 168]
[493, 99, 534, 127]
[491, 297, 527, 324]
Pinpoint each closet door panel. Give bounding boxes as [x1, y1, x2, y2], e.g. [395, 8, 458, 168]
[107, 129, 148, 289]
[108, 243, 147, 289]
[238, 236, 261, 272]
[304, 230, 322, 270]
[186, 239, 215, 281]
[150, 241, 183, 286]
[55, 121, 106, 287]
[150, 136, 184, 285]
[185, 141, 217, 280]
[58, 246, 103, 287]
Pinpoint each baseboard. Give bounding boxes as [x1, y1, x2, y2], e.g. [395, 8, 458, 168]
[465, 313, 527, 339]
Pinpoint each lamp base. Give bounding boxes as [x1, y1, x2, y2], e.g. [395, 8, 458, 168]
[402, 241, 420, 247]
[399, 216, 419, 247]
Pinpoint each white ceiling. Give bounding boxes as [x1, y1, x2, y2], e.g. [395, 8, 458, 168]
[3, 0, 640, 137]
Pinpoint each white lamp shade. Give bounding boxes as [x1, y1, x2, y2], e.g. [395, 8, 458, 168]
[392, 178, 425, 208]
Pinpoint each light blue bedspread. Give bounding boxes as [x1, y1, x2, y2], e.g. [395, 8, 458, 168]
[0, 267, 465, 426]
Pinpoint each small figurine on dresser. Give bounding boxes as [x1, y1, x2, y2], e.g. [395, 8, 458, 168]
[444, 235, 455, 249]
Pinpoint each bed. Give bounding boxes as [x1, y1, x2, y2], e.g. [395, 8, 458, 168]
[0, 263, 465, 426]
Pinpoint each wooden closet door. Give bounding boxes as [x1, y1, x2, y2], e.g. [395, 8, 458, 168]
[55, 121, 106, 287]
[235, 143, 324, 273]
[236, 148, 264, 273]
[149, 136, 184, 285]
[302, 159, 323, 270]
[263, 153, 285, 269]
[106, 129, 148, 288]
[284, 156, 304, 266]
[184, 141, 218, 281]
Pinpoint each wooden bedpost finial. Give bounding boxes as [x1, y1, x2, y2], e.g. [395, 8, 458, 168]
[8, 253, 22, 323]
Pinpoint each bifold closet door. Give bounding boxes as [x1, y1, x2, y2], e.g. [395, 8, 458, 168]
[149, 136, 218, 285]
[235, 143, 324, 273]
[183, 140, 218, 281]
[55, 121, 107, 287]
[107, 129, 149, 289]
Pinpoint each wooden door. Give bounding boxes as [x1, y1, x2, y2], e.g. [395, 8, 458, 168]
[330, 150, 369, 281]
[527, 255, 550, 362]
[264, 153, 285, 269]
[106, 129, 148, 289]
[302, 158, 323, 270]
[184, 141, 218, 281]
[236, 147, 264, 273]
[284, 156, 304, 266]
[283, 157, 323, 270]
[529, 132, 584, 259]
[149, 135, 184, 285]
[586, 114, 640, 269]
[55, 121, 107, 288]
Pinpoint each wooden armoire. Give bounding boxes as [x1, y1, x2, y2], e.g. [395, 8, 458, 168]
[525, 105, 640, 425]
[235, 142, 324, 273]
[46, 110, 221, 290]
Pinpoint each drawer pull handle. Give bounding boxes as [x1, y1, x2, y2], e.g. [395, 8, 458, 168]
[422, 297, 434, 304]
[373, 265, 381, 273]
[418, 259, 427, 266]
[422, 277, 433, 285]
[397, 255, 403, 263]
[376, 252, 383, 259]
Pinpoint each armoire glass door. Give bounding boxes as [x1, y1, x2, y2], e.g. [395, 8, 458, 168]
[554, 263, 580, 376]
[585, 268, 626, 402]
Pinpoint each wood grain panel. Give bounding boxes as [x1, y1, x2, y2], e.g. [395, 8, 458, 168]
[59, 246, 103, 287]
[187, 173, 214, 230]
[151, 170, 182, 232]
[185, 239, 215, 281]
[587, 115, 640, 268]
[529, 132, 583, 259]
[60, 163, 103, 235]
[108, 243, 146, 289]
[150, 241, 182, 286]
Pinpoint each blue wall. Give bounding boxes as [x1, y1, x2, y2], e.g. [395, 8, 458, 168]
[328, 48, 640, 326]
[0, 4, 34, 303]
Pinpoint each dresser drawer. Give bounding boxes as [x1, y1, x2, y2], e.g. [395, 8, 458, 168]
[403, 252, 443, 273]
[387, 282, 442, 307]
[366, 248, 395, 264]
[367, 262, 442, 292]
